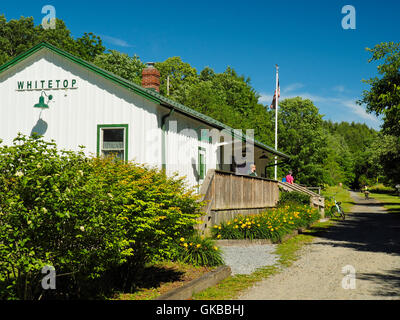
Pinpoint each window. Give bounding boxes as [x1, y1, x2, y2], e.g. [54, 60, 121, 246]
[198, 147, 206, 181]
[97, 125, 128, 161]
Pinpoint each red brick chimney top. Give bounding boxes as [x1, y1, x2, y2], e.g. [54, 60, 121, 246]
[142, 62, 160, 92]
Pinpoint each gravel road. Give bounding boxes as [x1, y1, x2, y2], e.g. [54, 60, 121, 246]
[221, 244, 279, 276]
[238, 191, 400, 300]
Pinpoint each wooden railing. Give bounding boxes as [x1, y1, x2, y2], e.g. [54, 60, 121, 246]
[197, 170, 279, 234]
[278, 181, 325, 216]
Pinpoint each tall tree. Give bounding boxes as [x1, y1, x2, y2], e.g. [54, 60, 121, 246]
[359, 42, 400, 185]
[93, 50, 145, 85]
[0, 15, 105, 65]
[360, 42, 400, 136]
[277, 97, 329, 186]
[155, 57, 199, 100]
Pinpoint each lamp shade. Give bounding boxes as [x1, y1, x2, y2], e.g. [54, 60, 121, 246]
[34, 96, 49, 109]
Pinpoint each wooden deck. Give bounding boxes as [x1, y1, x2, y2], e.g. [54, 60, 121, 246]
[196, 170, 279, 235]
[196, 170, 325, 235]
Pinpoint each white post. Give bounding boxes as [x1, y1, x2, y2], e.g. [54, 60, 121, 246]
[274, 65, 279, 181]
[167, 76, 170, 96]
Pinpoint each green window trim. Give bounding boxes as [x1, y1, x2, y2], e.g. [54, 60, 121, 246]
[97, 124, 129, 162]
[198, 147, 206, 181]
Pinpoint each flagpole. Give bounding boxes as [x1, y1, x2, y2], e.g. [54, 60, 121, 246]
[274, 65, 279, 181]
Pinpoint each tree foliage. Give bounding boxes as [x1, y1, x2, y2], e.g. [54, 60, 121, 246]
[0, 14, 387, 188]
[360, 42, 400, 136]
[0, 135, 203, 299]
[93, 50, 145, 85]
[0, 15, 105, 65]
[359, 41, 400, 185]
[277, 97, 329, 186]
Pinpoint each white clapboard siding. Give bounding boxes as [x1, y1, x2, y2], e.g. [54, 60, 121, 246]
[0, 48, 218, 190]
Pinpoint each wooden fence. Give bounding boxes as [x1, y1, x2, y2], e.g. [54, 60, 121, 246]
[197, 170, 279, 235]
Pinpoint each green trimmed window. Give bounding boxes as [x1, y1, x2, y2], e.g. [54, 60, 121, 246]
[198, 147, 206, 181]
[97, 124, 129, 161]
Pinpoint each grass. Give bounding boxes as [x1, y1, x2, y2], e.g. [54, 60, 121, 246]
[192, 219, 334, 300]
[322, 185, 354, 213]
[364, 191, 400, 215]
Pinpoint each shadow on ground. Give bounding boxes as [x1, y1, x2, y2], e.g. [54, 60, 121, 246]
[315, 212, 400, 254]
[312, 194, 400, 298]
[357, 268, 400, 298]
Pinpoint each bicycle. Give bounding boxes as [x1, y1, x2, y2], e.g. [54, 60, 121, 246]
[330, 194, 345, 220]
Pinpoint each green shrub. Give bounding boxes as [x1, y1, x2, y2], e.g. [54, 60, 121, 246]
[369, 184, 396, 194]
[324, 197, 335, 218]
[278, 191, 310, 206]
[90, 156, 203, 265]
[0, 134, 203, 299]
[211, 204, 321, 242]
[173, 236, 224, 267]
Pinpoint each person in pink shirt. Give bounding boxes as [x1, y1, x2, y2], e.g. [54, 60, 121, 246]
[286, 171, 294, 184]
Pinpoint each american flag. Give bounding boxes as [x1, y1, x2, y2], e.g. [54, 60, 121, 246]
[270, 80, 280, 110]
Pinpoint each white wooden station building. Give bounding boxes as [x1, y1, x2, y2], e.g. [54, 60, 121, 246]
[0, 42, 289, 191]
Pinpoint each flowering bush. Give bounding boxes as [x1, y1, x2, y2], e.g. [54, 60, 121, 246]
[0, 135, 203, 299]
[324, 197, 336, 218]
[173, 236, 224, 267]
[211, 204, 321, 242]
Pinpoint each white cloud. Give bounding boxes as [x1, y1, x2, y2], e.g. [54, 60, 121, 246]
[332, 85, 346, 93]
[283, 83, 305, 94]
[258, 93, 273, 104]
[258, 86, 381, 128]
[100, 35, 133, 48]
[340, 99, 380, 123]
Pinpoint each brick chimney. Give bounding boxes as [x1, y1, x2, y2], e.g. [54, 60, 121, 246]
[142, 62, 160, 92]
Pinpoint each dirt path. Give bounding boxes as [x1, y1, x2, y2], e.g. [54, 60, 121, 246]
[238, 191, 400, 300]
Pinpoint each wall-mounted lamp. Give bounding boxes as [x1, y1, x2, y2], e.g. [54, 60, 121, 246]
[34, 91, 53, 109]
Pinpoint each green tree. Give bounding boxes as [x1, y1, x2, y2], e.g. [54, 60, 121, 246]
[93, 50, 145, 85]
[322, 120, 378, 188]
[359, 42, 400, 184]
[0, 15, 105, 65]
[360, 42, 400, 136]
[323, 132, 355, 186]
[212, 67, 260, 116]
[155, 57, 199, 100]
[277, 97, 329, 186]
[367, 134, 400, 186]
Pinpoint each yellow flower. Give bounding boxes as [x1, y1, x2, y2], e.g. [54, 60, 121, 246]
[271, 228, 274, 232]
[213, 246, 218, 251]
[180, 238, 185, 242]
[196, 244, 201, 248]
[217, 234, 222, 239]
[183, 243, 188, 248]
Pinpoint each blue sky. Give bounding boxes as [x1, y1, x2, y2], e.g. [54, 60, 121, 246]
[2, 0, 400, 130]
